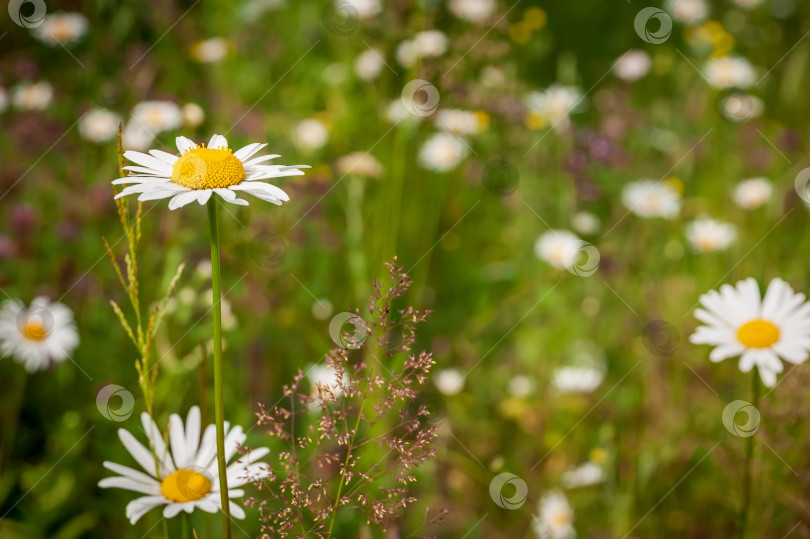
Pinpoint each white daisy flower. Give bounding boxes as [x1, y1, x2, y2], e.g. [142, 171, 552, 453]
[354, 49, 385, 81]
[11, 81, 53, 111]
[0, 296, 79, 372]
[418, 132, 469, 172]
[293, 118, 329, 152]
[534, 229, 584, 270]
[690, 278, 810, 387]
[525, 85, 583, 130]
[622, 180, 681, 219]
[704, 56, 757, 90]
[435, 109, 483, 136]
[685, 217, 736, 253]
[561, 461, 604, 488]
[130, 100, 183, 135]
[31, 12, 89, 46]
[449, 0, 496, 23]
[665, 0, 708, 24]
[335, 152, 384, 178]
[396, 30, 448, 67]
[99, 406, 270, 524]
[733, 177, 772, 210]
[571, 211, 600, 235]
[182, 103, 205, 128]
[508, 374, 536, 398]
[434, 368, 465, 396]
[112, 133, 308, 210]
[551, 365, 605, 394]
[533, 490, 575, 539]
[613, 49, 652, 82]
[385, 99, 421, 124]
[190, 37, 230, 64]
[79, 108, 120, 143]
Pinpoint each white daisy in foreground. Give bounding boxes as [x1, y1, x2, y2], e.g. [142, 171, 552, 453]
[434, 368, 465, 396]
[733, 177, 772, 210]
[533, 490, 575, 539]
[551, 365, 605, 394]
[665, 0, 708, 24]
[525, 85, 583, 131]
[79, 108, 120, 143]
[690, 278, 810, 387]
[685, 217, 736, 253]
[449, 0, 496, 23]
[31, 12, 89, 46]
[534, 229, 584, 271]
[561, 461, 604, 488]
[99, 406, 270, 524]
[622, 180, 681, 219]
[11, 82, 53, 111]
[704, 56, 756, 90]
[613, 49, 651, 82]
[418, 132, 469, 172]
[0, 297, 79, 372]
[113, 134, 308, 210]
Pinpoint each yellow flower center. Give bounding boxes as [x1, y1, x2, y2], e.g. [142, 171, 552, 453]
[171, 145, 246, 190]
[22, 321, 48, 341]
[160, 469, 212, 503]
[736, 319, 780, 348]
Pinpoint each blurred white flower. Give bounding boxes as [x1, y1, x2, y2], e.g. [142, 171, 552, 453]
[534, 229, 583, 270]
[355, 49, 385, 81]
[613, 49, 651, 82]
[622, 180, 682, 219]
[685, 217, 737, 253]
[190, 37, 230, 64]
[385, 99, 418, 124]
[731, 0, 764, 8]
[121, 123, 155, 151]
[665, 0, 708, 24]
[572, 211, 600, 235]
[0, 296, 79, 372]
[733, 177, 772, 210]
[340, 0, 381, 19]
[32, 12, 89, 46]
[12, 82, 53, 111]
[690, 277, 810, 387]
[551, 366, 604, 394]
[0, 88, 7, 112]
[418, 132, 469, 172]
[79, 108, 120, 143]
[182, 103, 205, 128]
[449, 0, 496, 23]
[435, 109, 483, 136]
[508, 375, 536, 398]
[705, 56, 756, 90]
[434, 368, 465, 396]
[130, 100, 183, 134]
[240, 0, 286, 20]
[533, 490, 575, 539]
[336, 152, 384, 178]
[307, 363, 347, 399]
[396, 30, 448, 67]
[294, 118, 329, 152]
[323, 63, 349, 86]
[561, 462, 604, 488]
[525, 85, 583, 130]
[481, 65, 506, 88]
[311, 299, 334, 320]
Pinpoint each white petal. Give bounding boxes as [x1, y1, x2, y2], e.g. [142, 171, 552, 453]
[168, 191, 202, 210]
[176, 136, 197, 154]
[229, 501, 246, 520]
[163, 503, 184, 519]
[208, 134, 228, 149]
[102, 461, 161, 487]
[149, 149, 180, 165]
[138, 189, 187, 202]
[124, 151, 174, 175]
[215, 191, 249, 206]
[98, 476, 161, 495]
[230, 182, 289, 201]
[185, 406, 201, 461]
[118, 428, 159, 477]
[141, 413, 174, 474]
[234, 143, 266, 161]
[758, 366, 777, 387]
[242, 154, 280, 166]
[126, 496, 167, 525]
[123, 165, 171, 176]
[197, 190, 213, 205]
[169, 414, 188, 470]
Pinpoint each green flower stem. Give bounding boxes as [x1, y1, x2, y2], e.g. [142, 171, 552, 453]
[739, 368, 761, 539]
[207, 198, 231, 539]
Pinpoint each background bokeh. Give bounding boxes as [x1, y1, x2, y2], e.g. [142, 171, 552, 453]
[2, 0, 810, 537]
